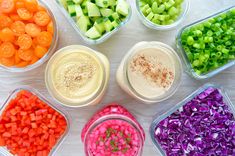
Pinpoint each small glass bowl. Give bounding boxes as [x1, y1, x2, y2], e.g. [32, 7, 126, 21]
[55, 0, 132, 45]
[149, 83, 235, 155]
[135, 0, 189, 30]
[0, 86, 70, 156]
[117, 41, 183, 104]
[0, 0, 58, 73]
[176, 6, 235, 80]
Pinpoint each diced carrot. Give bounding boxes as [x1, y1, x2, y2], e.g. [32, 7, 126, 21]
[0, 57, 15, 66]
[10, 21, 25, 36]
[9, 14, 22, 21]
[25, 0, 38, 13]
[36, 31, 52, 47]
[47, 21, 53, 34]
[0, 42, 16, 58]
[0, 136, 5, 146]
[14, 50, 21, 64]
[0, 14, 13, 29]
[0, 27, 15, 42]
[17, 8, 33, 20]
[0, 0, 15, 14]
[25, 23, 41, 37]
[18, 49, 33, 61]
[33, 11, 50, 26]
[34, 45, 47, 58]
[17, 34, 32, 50]
[15, 0, 25, 9]
[29, 55, 38, 64]
[15, 61, 28, 67]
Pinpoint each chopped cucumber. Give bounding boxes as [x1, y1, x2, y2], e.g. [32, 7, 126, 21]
[100, 8, 114, 17]
[77, 15, 90, 32]
[87, 2, 101, 17]
[116, 0, 129, 16]
[73, 0, 83, 4]
[68, 5, 76, 16]
[111, 20, 119, 27]
[104, 19, 113, 32]
[75, 5, 83, 18]
[94, 21, 105, 34]
[85, 27, 101, 39]
[111, 12, 119, 19]
[67, 0, 75, 5]
[95, 0, 109, 7]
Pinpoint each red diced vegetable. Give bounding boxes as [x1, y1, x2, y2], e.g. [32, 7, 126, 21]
[0, 90, 67, 155]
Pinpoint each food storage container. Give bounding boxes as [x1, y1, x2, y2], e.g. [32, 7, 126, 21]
[176, 6, 235, 80]
[45, 45, 110, 108]
[55, 0, 132, 45]
[116, 41, 182, 104]
[0, 0, 58, 73]
[0, 86, 70, 156]
[136, 0, 189, 30]
[150, 83, 235, 156]
[81, 103, 145, 156]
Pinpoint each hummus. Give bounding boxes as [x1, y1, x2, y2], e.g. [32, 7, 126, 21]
[127, 46, 175, 99]
[45, 45, 108, 107]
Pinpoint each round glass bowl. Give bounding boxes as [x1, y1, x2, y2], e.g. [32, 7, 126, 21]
[135, 0, 190, 30]
[82, 104, 145, 156]
[116, 41, 183, 104]
[45, 45, 110, 108]
[0, 0, 58, 72]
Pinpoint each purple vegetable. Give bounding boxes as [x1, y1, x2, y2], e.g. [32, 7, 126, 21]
[154, 87, 235, 156]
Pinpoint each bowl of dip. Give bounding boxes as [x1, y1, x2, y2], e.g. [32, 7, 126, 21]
[82, 103, 145, 156]
[116, 41, 182, 104]
[45, 45, 110, 107]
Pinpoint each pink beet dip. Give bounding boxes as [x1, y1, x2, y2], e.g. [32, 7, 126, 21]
[81, 103, 145, 156]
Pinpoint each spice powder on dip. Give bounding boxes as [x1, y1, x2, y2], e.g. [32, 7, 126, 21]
[127, 46, 176, 99]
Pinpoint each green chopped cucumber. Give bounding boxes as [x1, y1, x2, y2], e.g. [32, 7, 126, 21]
[63, 0, 130, 39]
[73, 0, 83, 4]
[77, 15, 90, 32]
[85, 27, 101, 39]
[87, 2, 101, 17]
[68, 5, 76, 16]
[94, 21, 105, 34]
[116, 0, 129, 16]
[104, 19, 113, 32]
[100, 8, 114, 17]
[75, 5, 83, 18]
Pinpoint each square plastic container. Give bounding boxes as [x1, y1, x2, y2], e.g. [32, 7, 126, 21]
[149, 83, 235, 156]
[0, 86, 70, 156]
[176, 6, 235, 80]
[55, 0, 132, 45]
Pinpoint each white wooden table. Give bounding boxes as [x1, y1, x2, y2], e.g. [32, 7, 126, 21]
[1, 0, 235, 155]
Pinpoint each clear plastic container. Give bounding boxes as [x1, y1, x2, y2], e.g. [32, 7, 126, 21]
[55, 0, 132, 45]
[81, 103, 145, 156]
[149, 83, 235, 156]
[135, 0, 189, 30]
[176, 6, 235, 80]
[0, 0, 58, 73]
[0, 86, 70, 156]
[45, 45, 110, 108]
[116, 41, 183, 104]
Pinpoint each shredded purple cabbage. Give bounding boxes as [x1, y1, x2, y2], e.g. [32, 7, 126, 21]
[154, 87, 235, 156]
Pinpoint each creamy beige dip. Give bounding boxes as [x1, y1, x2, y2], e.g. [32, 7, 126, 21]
[127, 46, 175, 99]
[48, 50, 103, 104]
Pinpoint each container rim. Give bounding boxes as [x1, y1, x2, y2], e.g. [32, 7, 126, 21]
[176, 5, 235, 80]
[0, 86, 70, 156]
[83, 114, 145, 156]
[55, 0, 132, 45]
[0, 0, 59, 73]
[149, 83, 235, 156]
[135, 0, 190, 30]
